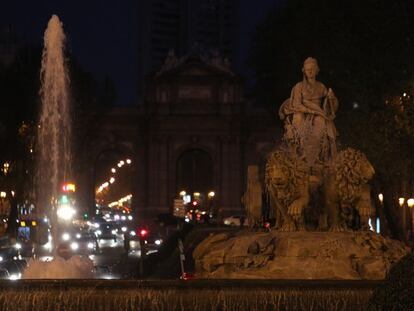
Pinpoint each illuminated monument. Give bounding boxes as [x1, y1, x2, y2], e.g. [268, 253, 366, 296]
[194, 58, 410, 280]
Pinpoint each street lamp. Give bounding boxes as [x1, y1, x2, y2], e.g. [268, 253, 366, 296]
[399, 197, 408, 241]
[408, 198, 414, 240]
[378, 193, 384, 204]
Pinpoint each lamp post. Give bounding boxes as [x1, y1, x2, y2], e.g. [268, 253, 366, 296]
[399, 197, 407, 241]
[407, 198, 414, 241]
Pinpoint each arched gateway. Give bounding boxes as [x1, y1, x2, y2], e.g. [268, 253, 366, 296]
[76, 50, 278, 221]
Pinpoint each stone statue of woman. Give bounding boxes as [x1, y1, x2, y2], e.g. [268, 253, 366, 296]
[279, 57, 338, 174]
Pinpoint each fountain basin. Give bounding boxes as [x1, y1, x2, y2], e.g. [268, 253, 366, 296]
[0, 279, 379, 311]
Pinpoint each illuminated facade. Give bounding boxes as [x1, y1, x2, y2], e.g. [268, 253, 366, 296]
[78, 51, 278, 219]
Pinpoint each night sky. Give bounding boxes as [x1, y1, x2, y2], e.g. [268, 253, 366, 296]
[0, 0, 281, 106]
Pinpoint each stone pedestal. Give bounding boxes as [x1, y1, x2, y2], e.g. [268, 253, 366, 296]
[193, 231, 410, 280]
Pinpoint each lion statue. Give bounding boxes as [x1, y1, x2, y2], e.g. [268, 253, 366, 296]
[322, 148, 375, 231]
[265, 150, 310, 231]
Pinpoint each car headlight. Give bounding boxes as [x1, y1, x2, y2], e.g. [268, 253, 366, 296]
[62, 233, 70, 241]
[87, 242, 94, 249]
[121, 227, 127, 232]
[70, 242, 79, 250]
[155, 239, 162, 245]
[9, 273, 21, 280]
[43, 241, 52, 250]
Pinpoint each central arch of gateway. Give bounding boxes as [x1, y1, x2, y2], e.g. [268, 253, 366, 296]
[76, 52, 280, 221]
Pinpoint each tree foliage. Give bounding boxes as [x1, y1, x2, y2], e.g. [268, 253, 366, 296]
[249, 0, 414, 238]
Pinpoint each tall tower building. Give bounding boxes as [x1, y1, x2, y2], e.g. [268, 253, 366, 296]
[137, 0, 240, 101]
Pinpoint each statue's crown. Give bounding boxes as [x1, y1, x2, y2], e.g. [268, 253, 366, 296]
[303, 57, 318, 68]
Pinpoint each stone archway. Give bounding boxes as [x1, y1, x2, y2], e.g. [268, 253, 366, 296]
[176, 148, 214, 199]
[92, 147, 134, 218]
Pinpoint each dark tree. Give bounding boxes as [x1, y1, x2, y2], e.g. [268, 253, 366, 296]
[249, 0, 414, 239]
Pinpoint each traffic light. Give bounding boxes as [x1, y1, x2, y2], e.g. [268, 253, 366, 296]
[60, 195, 69, 204]
[138, 229, 148, 242]
[83, 213, 88, 220]
[62, 183, 76, 192]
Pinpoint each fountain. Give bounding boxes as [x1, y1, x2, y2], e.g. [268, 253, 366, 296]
[193, 57, 410, 280]
[22, 15, 92, 279]
[2, 20, 407, 310]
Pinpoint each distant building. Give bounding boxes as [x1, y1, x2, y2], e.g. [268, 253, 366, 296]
[137, 0, 240, 101]
[79, 49, 279, 220]
[0, 25, 18, 67]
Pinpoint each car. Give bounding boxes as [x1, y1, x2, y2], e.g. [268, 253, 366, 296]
[71, 232, 100, 254]
[0, 246, 19, 262]
[96, 223, 118, 242]
[223, 215, 249, 227]
[0, 260, 24, 280]
[0, 268, 9, 280]
[130, 229, 164, 254]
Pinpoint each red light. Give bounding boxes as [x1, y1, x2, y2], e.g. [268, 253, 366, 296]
[62, 183, 76, 192]
[140, 229, 148, 237]
[192, 201, 197, 206]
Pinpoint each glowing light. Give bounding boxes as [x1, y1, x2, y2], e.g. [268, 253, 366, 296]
[14, 243, 22, 250]
[111, 168, 116, 173]
[208, 191, 215, 198]
[376, 218, 380, 233]
[179, 190, 186, 196]
[128, 215, 133, 220]
[126, 159, 132, 164]
[407, 198, 414, 208]
[399, 197, 405, 206]
[140, 229, 148, 237]
[70, 242, 79, 250]
[60, 195, 69, 204]
[193, 192, 200, 197]
[31, 221, 37, 226]
[109, 177, 115, 184]
[57, 205, 76, 221]
[87, 242, 94, 249]
[62, 183, 76, 192]
[0, 192, 6, 198]
[378, 193, 384, 203]
[9, 273, 21, 280]
[62, 233, 70, 241]
[20, 221, 26, 227]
